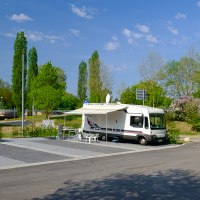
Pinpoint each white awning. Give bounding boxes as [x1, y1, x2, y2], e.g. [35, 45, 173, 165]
[64, 104, 128, 115]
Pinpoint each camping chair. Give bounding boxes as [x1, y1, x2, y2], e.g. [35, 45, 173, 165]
[91, 133, 99, 143]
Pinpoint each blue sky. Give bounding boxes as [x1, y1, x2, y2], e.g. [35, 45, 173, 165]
[1, 0, 200, 98]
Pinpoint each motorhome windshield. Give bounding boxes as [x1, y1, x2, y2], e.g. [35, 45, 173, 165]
[150, 113, 166, 130]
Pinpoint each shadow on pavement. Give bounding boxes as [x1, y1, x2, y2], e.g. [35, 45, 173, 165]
[33, 169, 200, 200]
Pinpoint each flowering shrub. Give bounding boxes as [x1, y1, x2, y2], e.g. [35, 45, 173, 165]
[167, 96, 200, 121]
[166, 96, 200, 132]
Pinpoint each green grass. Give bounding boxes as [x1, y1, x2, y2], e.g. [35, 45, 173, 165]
[173, 121, 200, 136]
[0, 114, 82, 138]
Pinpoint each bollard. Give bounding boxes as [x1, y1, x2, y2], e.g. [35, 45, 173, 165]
[57, 124, 63, 140]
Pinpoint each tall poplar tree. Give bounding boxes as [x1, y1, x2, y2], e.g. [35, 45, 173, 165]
[27, 47, 38, 109]
[77, 61, 87, 102]
[12, 31, 27, 115]
[88, 51, 102, 103]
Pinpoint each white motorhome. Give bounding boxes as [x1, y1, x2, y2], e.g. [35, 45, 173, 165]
[68, 103, 167, 145]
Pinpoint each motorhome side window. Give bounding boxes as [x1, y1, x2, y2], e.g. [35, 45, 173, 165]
[130, 116, 143, 128]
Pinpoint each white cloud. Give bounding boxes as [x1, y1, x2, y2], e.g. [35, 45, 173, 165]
[27, 31, 43, 41]
[9, 13, 32, 23]
[175, 12, 187, 20]
[122, 28, 143, 44]
[145, 34, 158, 43]
[168, 25, 179, 35]
[122, 27, 157, 44]
[4, 33, 16, 38]
[105, 36, 120, 50]
[197, 1, 200, 7]
[70, 4, 94, 19]
[70, 29, 80, 37]
[136, 24, 149, 33]
[26, 31, 64, 43]
[3, 30, 64, 44]
[108, 64, 128, 72]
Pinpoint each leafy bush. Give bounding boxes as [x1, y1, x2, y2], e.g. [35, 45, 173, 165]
[12, 127, 21, 138]
[167, 96, 199, 121]
[31, 127, 58, 137]
[0, 127, 3, 140]
[167, 122, 180, 144]
[188, 117, 200, 132]
[11, 126, 58, 138]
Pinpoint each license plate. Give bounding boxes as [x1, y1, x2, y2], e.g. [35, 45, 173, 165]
[158, 139, 162, 142]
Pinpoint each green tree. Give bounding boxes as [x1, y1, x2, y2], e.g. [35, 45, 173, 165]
[0, 79, 14, 109]
[59, 93, 79, 110]
[139, 51, 165, 106]
[27, 47, 38, 110]
[55, 67, 67, 91]
[139, 51, 165, 81]
[78, 61, 87, 102]
[88, 51, 102, 103]
[32, 62, 66, 118]
[34, 85, 61, 119]
[12, 31, 27, 116]
[158, 60, 182, 98]
[137, 80, 170, 107]
[120, 80, 171, 107]
[116, 81, 126, 101]
[158, 52, 200, 98]
[100, 63, 113, 102]
[33, 62, 64, 90]
[120, 87, 135, 104]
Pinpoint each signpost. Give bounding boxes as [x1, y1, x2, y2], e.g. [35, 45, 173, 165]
[136, 89, 146, 105]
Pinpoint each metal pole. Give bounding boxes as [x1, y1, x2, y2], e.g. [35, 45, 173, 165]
[143, 89, 144, 106]
[32, 96, 34, 127]
[106, 114, 107, 142]
[22, 52, 24, 137]
[0, 97, 3, 109]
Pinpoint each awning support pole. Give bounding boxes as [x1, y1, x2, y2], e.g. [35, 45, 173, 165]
[106, 114, 107, 142]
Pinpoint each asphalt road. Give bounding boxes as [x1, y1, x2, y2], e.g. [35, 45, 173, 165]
[0, 140, 200, 200]
[0, 120, 30, 126]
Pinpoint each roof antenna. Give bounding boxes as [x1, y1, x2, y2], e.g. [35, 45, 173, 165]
[106, 93, 110, 104]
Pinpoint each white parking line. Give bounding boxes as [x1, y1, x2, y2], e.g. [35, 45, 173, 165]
[0, 142, 181, 171]
[65, 139, 179, 151]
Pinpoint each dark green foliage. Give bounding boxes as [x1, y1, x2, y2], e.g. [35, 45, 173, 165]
[0, 127, 3, 140]
[59, 93, 79, 110]
[120, 87, 135, 104]
[28, 127, 58, 137]
[33, 62, 60, 89]
[12, 31, 27, 116]
[167, 122, 180, 144]
[78, 61, 87, 102]
[12, 127, 21, 138]
[12, 127, 58, 138]
[0, 79, 14, 109]
[188, 117, 200, 132]
[27, 47, 38, 109]
[34, 85, 61, 118]
[55, 67, 67, 91]
[31, 62, 66, 118]
[120, 80, 171, 107]
[89, 51, 102, 103]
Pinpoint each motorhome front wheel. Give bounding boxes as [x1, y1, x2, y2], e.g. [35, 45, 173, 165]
[138, 137, 147, 145]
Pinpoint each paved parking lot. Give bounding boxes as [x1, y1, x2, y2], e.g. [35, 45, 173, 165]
[0, 137, 179, 170]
